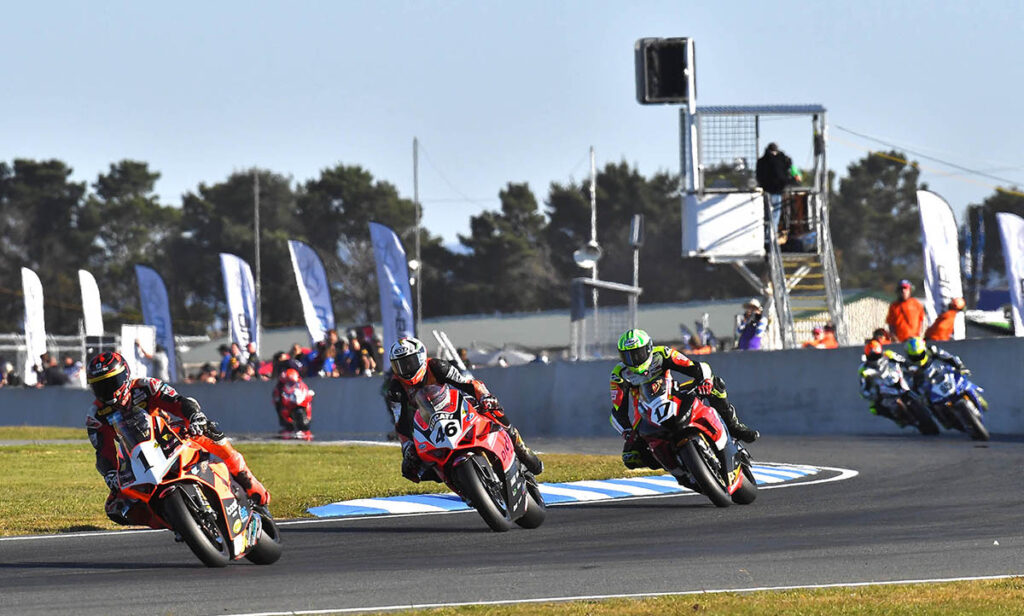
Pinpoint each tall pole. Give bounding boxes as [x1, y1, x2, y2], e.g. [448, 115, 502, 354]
[589, 146, 598, 353]
[253, 171, 261, 354]
[413, 137, 422, 338]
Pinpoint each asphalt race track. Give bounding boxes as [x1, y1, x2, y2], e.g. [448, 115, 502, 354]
[2, 434, 1022, 616]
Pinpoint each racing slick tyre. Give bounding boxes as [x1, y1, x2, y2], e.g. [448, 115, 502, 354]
[161, 487, 230, 567]
[454, 460, 513, 532]
[678, 438, 732, 508]
[905, 398, 940, 435]
[730, 464, 758, 505]
[244, 507, 283, 565]
[954, 399, 990, 441]
[514, 480, 547, 529]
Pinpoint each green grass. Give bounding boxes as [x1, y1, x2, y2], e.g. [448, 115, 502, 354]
[0, 426, 638, 536]
[362, 578, 1024, 615]
[0, 426, 87, 440]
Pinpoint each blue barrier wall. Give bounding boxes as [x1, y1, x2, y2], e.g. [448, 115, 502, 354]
[3, 337, 1021, 438]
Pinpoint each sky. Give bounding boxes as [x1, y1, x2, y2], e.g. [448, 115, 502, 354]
[2, 1, 1022, 247]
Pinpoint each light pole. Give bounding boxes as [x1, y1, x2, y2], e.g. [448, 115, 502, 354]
[413, 137, 422, 338]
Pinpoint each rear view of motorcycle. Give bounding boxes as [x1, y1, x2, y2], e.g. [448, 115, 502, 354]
[917, 362, 989, 441]
[632, 373, 757, 507]
[109, 408, 283, 567]
[860, 361, 939, 435]
[411, 384, 546, 531]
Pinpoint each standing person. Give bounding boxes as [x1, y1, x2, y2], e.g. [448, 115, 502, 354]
[801, 327, 827, 349]
[84, 352, 269, 528]
[820, 323, 839, 349]
[63, 354, 85, 385]
[41, 354, 70, 387]
[385, 337, 543, 481]
[736, 298, 767, 350]
[611, 329, 758, 485]
[756, 143, 802, 239]
[924, 297, 966, 341]
[244, 341, 261, 374]
[886, 280, 926, 342]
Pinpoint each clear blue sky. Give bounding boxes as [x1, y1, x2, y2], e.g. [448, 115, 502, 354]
[3, 1, 1021, 246]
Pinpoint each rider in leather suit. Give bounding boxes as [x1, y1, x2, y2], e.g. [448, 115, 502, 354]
[85, 352, 269, 528]
[384, 337, 543, 481]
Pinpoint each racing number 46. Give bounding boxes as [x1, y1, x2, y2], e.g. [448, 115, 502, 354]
[435, 422, 458, 442]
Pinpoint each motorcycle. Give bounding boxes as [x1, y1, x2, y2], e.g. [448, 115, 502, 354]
[278, 380, 314, 441]
[410, 383, 546, 532]
[916, 362, 989, 441]
[860, 360, 939, 435]
[630, 372, 757, 508]
[108, 406, 282, 567]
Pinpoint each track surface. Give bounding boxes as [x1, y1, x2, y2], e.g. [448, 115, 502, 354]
[2, 434, 1022, 615]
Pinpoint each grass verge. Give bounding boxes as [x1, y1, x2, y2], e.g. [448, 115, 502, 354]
[0, 426, 634, 536]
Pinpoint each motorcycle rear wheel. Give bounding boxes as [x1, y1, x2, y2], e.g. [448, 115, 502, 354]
[514, 480, 546, 529]
[454, 460, 513, 532]
[244, 508, 283, 565]
[954, 399, 989, 441]
[905, 398, 940, 435]
[678, 438, 732, 508]
[162, 488, 230, 567]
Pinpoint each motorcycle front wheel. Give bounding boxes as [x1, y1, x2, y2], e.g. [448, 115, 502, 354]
[514, 480, 546, 529]
[678, 437, 732, 508]
[954, 398, 989, 441]
[244, 507, 283, 565]
[161, 487, 230, 567]
[454, 459, 513, 532]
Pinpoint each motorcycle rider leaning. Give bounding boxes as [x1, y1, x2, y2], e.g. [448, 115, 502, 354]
[611, 329, 759, 480]
[858, 340, 911, 424]
[384, 337, 543, 481]
[902, 337, 980, 401]
[85, 352, 270, 528]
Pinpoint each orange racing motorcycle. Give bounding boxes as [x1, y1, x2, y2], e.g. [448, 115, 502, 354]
[108, 406, 282, 567]
[410, 383, 546, 532]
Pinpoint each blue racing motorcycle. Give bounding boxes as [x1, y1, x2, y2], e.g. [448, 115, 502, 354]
[916, 361, 989, 441]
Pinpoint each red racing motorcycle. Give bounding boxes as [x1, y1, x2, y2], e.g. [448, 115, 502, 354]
[630, 372, 757, 507]
[410, 383, 546, 532]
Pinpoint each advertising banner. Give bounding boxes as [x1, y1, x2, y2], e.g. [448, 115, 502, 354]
[917, 190, 965, 339]
[78, 269, 104, 337]
[997, 212, 1024, 336]
[134, 265, 179, 381]
[287, 240, 335, 343]
[219, 253, 258, 353]
[369, 222, 414, 352]
[21, 268, 46, 386]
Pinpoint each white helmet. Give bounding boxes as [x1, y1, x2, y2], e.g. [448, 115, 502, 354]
[390, 337, 427, 384]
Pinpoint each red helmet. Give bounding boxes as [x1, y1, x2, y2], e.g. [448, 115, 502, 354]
[281, 368, 301, 384]
[87, 352, 132, 407]
[864, 340, 883, 361]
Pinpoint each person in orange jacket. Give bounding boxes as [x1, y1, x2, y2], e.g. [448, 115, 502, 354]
[886, 280, 926, 342]
[801, 327, 828, 349]
[925, 297, 966, 341]
[820, 323, 839, 349]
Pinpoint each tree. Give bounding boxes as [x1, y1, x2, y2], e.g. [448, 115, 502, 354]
[829, 151, 924, 289]
[972, 188, 1024, 286]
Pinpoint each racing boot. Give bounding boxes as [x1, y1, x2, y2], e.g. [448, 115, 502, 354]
[507, 425, 543, 475]
[716, 401, 759, 443]
[202, 437, 271, 506]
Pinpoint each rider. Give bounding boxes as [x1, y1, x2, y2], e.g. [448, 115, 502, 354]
[903, 337, 972, 393]
[384, 337, 543, 481]
[272, 367, 314, 439]
[85, 352, 270, 528]
[858, 340, 910, 424]
[611, 329, 758, 482]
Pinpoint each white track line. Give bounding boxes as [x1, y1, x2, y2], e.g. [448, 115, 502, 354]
[217, 574, 1022, 616]
[0, 465, 857, 543]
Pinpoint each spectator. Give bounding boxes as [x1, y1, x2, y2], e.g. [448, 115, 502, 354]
[871, 328, 894, 346]
[886, 280, 926, 342]
[368, 332, 385, 372]
[802, 327, 827, 349]
[3, 362, 22, 387]
[348, 337, 375, 376]
[531, 350, 550, 364]
[457, 347, 475, 371]
[62, 354, 84, 384]
[217, 344, 232, 381]
[151, 344, 171, 382]
[305, 340, 337, 378]
[736, 298, 767, 350]
[288, 343, 310, 376]
[337, 340, 355, 376]
[820, 323, 839, 349]
[925, 297, 966, 341]
[41, 354, 69, 387]
[496, 355, 509, 368]
[245, 341, 261, 372]
[756, 143, 802, 240]
[198, 363, 218, 384]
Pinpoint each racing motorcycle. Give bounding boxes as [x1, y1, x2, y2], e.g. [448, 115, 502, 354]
[278, 379, 314, 441]
[410, 383, 545, 532]
[915, 362, 989, 441]
[108, 406, 282, 567]
[630, 372, 757, 508]
[860, 360, 939, 435]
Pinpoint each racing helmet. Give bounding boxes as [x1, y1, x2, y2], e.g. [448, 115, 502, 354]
[617, 329, 654, 375]
[87, 352, 132, 408]
[905, 337, 929, 366]
[281, 368, 301, 384]
[390, 337, 427, 385]
[864, 340, 883, 361]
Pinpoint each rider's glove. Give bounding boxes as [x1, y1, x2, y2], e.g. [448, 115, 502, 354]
[960, 368, 971, 377]
[695, 378, 715, 396]
[401, 441, 422, 482]
[103, 469, 120, 491]
[479, 395, 501, 412]
[187, 410, 208, 437]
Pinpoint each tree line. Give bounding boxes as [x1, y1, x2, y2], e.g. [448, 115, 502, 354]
[0, 152, 1018, 335]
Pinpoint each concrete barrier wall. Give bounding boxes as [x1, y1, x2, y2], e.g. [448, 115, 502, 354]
[5, 337, 1023, 438]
